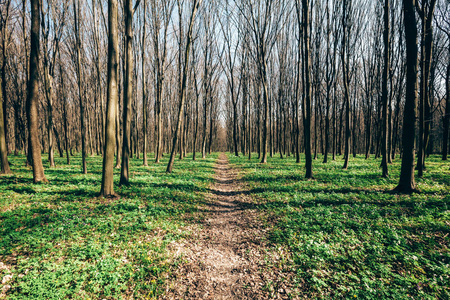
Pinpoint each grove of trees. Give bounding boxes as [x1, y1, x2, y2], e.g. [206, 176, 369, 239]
[0, 0, 448, 194]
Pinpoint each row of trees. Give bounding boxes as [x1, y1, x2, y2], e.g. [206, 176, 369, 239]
[0, 0, 448, 195]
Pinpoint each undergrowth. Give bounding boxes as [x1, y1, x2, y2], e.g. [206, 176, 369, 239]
[229, 153, 449, 299]
[0, 152, 217, 299]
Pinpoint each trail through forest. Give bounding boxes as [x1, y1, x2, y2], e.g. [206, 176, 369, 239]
[164, 153, 294, 299]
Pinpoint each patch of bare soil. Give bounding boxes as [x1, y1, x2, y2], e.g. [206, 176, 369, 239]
[164, 153, 297, 299]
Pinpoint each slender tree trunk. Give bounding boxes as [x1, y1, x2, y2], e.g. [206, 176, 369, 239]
[142, 0, 148, 166]
[0, 68, 11, 174]
[323, 0, 331, 164]
[115, 89, 121, 168]
[27, 0, 47, 183]
[74, 0, 87, 174]
[443, 46, 450, 160]
[60, 54, 70, 165]
[1, 16, 9, 155]
[192, 48, 200, 161]
[233, 102, 239, 156]
[295, 33, 301, 164]
[342, 0, 350, 170]
[301, 0, 313, 178]
[120, 0, 135, 185]
[208, 97, 213, 154]
[417, 0, 436, 176]
[260, 58, 269, 164]
[100, 0, 119, 197]
[394, 0, 418, 193]
[381, 0, 389, 177]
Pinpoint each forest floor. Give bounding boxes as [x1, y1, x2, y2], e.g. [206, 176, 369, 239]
[0, 152, 448, 299]
[164, 153, 295, 299]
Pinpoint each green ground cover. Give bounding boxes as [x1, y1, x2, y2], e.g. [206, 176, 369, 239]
[0, 153, 218, 299]
[229, 154, 449, 299]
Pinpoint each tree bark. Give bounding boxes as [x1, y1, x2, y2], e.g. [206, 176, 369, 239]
[416, 0, 436, 177]
[381, 0, 389, 177]
[443, 46, 450, 160]
[394, 0, 418, 193]
[142, 0, 148, 166]
[74, 0, 87, 174]
[27, 0, 47, 183]
[0, 67, 11, 174]
[342, 0, 350, 170]
[100, 0, 119, 197]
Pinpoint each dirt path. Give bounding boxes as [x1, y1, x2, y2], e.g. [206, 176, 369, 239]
[164, 153, 294, 299]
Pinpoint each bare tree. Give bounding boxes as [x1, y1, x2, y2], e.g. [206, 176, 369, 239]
[27, 0, 48, 183]
[150, 0, 174, 163]
[0, 3, 10, 174]
[238, 0, 286, 164]
[416, 0, 437, 177]
[394, 0, 419, 193]
[381, 0, 390, 177]
[166, 0, 203, 173]
[100, 0, 120, 197]
[73, 0, 87, 174]
[296, 0, 313, 178]
[0, 59, 9, 174]
[219, 2, 241, 157]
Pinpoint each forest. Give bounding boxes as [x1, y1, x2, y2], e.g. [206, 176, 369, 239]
[0, 0, 449, 299]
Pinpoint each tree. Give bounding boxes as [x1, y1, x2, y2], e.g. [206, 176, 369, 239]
[41, 1, 68, 168]
[443, 43, 450, 160]
[100, 0, 120, 197]
[416, 0, 437, 177]
[166, 0, 203, 173]
[141, 0, 148, 166]
[342, 0, 351, 170]
[381, 0, 390, 177]
[73, 0, 87, 174]
[239, 0, 286, 164]
[296, 0, 313, 178]
[150, 0, 173, 163]
[0, 0, 11, 174]
[436, 2, 450, 160]
[120, 0, 134, 185]
[0, 62, 10, 174]
[0, 0, 12, 157]
[394, 0, 418, 193]
[27, 0, 48, 183]
[219, 2, 241, 157]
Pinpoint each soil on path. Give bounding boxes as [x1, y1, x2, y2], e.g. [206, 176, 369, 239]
[164, 153, 295, 299]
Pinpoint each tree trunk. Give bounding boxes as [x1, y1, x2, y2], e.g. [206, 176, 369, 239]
[142, 0, 148, 166]
[443, 46, 450, 160]
[100, 0, 119, 197]
[394, 0, 418, 193]
[0, 67, 11, 174]
[323, 0, 331, 164]
[381, 0, 389, 177]
[417, 0, 436, 176]
[74, 0, 87, 174]
[119, 0, 134, 185]
[233, 102, 239, 156]
[342, 0, 350, 170]
[27, 0, 47, 183]
[60, 52, 70, 165]
[299, 0, 313, 178]
[260, 59, 269, 164]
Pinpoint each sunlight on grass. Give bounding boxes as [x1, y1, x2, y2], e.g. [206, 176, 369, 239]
[229, 153, 449, 299]
[0, 153, 217, 299]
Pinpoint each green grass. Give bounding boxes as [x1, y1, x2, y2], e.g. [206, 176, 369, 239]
[0, 152, 218, 299]
[229, 153, 449, 300]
